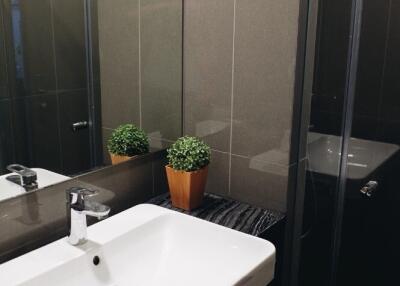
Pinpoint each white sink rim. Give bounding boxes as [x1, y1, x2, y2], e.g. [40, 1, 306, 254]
[0, 204, 276, 286]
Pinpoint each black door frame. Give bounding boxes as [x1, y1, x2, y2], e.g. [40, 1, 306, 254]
[329, 0, 363, 284]
[287, 0, 364, 285]
[84, 0, 103, 168]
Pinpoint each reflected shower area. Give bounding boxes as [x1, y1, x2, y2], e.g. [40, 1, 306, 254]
[0, 0, 182, 177]
[299, 0, 400, 285]
[0, 0, 91, 176]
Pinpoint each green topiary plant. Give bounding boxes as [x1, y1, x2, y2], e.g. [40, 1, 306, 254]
[167, 136, 211, 172]
[107, 124, 149, 156]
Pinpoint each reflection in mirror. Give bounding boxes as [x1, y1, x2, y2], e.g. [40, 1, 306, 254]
[0, 0, 182, 199]
[0, 0, 182, 200]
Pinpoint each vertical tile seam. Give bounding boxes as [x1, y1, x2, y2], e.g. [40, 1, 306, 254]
[181, 0, 185, 137]
[138, 0, 142, 128]
[50, 0, 64, 171]
[228, 0, 237, 196]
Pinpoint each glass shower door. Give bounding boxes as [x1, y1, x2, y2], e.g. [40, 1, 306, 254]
[335, 0, 400, 285]
[298, 0, 400, 285]
[298, 0, 353, 284]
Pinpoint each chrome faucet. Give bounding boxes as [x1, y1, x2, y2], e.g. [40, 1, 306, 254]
[66, 187, 110, 245]
[6, 164, 38, 192]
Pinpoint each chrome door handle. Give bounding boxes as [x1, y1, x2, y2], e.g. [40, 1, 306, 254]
[360, 181, 378, 197]
[71, 121, 89, 132]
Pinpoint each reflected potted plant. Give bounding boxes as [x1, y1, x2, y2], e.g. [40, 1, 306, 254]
[166, 136, 211, 210]
[107, 124, 149, 165]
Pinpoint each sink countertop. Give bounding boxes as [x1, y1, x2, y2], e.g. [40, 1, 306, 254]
[148, 193, 285, 237]
[0, 204, 276, 286]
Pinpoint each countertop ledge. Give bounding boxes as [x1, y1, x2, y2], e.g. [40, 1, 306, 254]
[147, 193, 285, 237]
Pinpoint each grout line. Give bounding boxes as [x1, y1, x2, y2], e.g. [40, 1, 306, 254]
[211, 148, 231, 156]
[147, 136, 175, 143]
[228, 151, 296, 169]
[138, 0, 142, 129]
[181, 0, 185, 137]
[228, 0, 237, 196]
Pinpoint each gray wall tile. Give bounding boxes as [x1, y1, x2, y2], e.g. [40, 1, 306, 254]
[182, 0, 300, 212]
[230, 154, 289, 212]
[141, 0, 182, 141]
[98, 0, 183, 147]
[205, 150, 230, 197]
[232, 0, 298, 162]
[148, 136, 173, 151]
[98, 0, 140, 129]
[183, 0, 234, 152]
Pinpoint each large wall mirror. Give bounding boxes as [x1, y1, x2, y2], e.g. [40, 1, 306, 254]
[0, 0, 182, 199]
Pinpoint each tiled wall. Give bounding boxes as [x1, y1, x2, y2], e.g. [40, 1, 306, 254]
[0, 150, 168, 263]
[183, 0, 300, 212]
[0, 0, 90, 175]
[97, 0, 182, 163]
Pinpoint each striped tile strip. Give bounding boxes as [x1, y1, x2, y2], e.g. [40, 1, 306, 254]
[147, 193, 285, 237]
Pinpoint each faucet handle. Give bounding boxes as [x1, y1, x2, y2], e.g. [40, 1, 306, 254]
[66, 187, 98, 210]
[67, 187, 97, 197]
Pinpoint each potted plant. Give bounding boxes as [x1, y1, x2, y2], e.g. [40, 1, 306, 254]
[107, 124, 149, 165]
[166, 136, 211, 210]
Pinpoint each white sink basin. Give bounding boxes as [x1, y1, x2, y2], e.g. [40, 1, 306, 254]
[0, 204, 275, 286]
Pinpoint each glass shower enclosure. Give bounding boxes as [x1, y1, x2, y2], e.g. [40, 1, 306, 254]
[296, 0, 400, 285]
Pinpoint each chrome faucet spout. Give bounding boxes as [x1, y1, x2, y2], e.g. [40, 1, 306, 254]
[82, 200, 111, 219]
[66, 187, 110, 245]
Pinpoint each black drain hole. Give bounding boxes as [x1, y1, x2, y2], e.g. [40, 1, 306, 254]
[93, 255, 100, 266]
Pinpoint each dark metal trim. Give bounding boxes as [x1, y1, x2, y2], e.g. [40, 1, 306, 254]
[84, 0, 103, 168]
[283, 0, 317, 285]
[329, 0, 364, 285]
